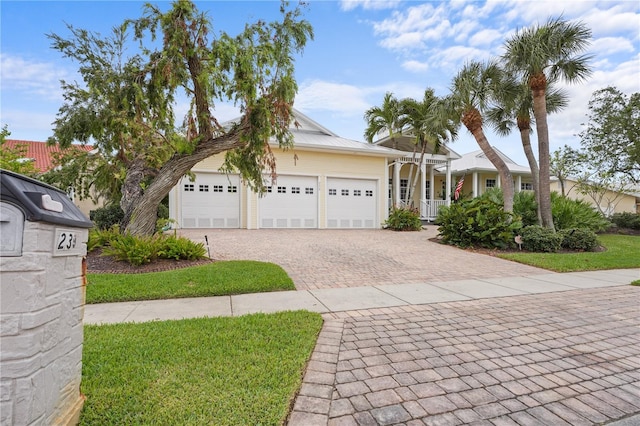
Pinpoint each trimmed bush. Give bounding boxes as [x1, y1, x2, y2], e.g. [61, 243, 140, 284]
[158, 235, 207, 260]
[610, 212, 640, 230]
[97, 232, 206, 265]
[520, 225, 562, 253]
[385, 207, 422, 231]
[559, 228, 599, 251]
[90, 204, 124, 230]
[513, 191, 538, 227]
[436, 197, 521, 249]
[102, 234, 163, 266]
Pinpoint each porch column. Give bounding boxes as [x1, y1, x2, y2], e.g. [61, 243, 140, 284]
[429, 165, 435, 200]
[393, 161, 401, 207]
[445, 161, 452, 206]
[472, 172, 478, 198]
[420, 162, 426, 206]
[496, 173, 501, 188]
[516, 175, 522, 193]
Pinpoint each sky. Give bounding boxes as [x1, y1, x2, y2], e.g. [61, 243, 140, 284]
[1, 0, 639, 166]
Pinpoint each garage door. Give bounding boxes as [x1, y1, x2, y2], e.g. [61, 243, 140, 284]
[326, 178, 377, 228]
[259, 175, 317, 228]
[180, 173, 240, 228]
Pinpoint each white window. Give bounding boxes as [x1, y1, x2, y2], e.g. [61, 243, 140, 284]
[341, 189, 349, 196]
[329, 189, 337, 195]
[291, 187, 300, 194]
[213, 185, 224, 192]
[425, 180, 431, 199]
[228, 185, 237, 193]
[365, 190, 373, 197]
[305, 187, 314, 195]
[277, 186, 286, 193]
[486, 179, 496, 189]
[354, 190, 361, 196]
[521, 182, 533, 191]
[266, 186, 272, 193]
[199, 185, 209, 192]
[400, 179, 408, 200]
[184, 184, 195, 192]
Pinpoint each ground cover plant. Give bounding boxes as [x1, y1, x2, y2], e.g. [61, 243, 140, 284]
[86, 260, 294, 303]
[498, 234, 640, 272]
[80, 311, 323, 425]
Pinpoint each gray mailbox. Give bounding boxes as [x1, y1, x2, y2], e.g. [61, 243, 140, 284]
[1, 169, 93, 425]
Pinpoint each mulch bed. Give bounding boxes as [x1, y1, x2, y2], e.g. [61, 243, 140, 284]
[87, 248, 214, 274]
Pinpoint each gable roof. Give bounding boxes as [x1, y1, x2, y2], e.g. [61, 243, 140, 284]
[4, 140, 94, 173]
[445, 148, 531, 174]
[372, 132, 461, 160]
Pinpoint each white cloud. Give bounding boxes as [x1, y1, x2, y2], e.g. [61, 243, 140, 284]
[468, 29, 504, 47]
[590, 37, 635, 57]
[295, 80, 372, 115]
[402, 60, 429, 73]
[0, 54, 70, 101]
[339, 0, 401, 12]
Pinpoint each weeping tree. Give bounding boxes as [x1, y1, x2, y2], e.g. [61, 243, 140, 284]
[488, 81, 568, 224]
[46, 0, 313, 236]
[450, 61, 518, 213]
[503, 16, 592, 229]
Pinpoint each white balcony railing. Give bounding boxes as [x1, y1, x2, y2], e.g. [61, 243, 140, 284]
[420, 199, 446, 220]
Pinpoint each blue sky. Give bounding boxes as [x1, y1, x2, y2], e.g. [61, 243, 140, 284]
[1, 0, 638, 166]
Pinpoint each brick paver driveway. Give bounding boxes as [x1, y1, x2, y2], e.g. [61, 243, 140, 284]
[177, 227, 546, 290]
[289, 286, 640, 425]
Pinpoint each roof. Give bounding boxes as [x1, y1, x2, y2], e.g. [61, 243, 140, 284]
[3, 140, 94, 173]
[442, 148, 531, 174]
[373, 132, 461, 160]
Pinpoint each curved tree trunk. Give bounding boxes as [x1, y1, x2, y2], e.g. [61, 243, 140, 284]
[530, 74, 554, 229]
[124, 124, 247, 236]
[119, 157, 147, 231]
[518, 127, 541, 225]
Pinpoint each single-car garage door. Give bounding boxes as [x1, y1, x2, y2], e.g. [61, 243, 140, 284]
[259, 175, 318, 228]
[326, 178, 377, 228]
[180, 173, 240, 228]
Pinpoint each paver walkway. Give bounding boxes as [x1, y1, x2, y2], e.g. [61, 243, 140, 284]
[289, 286, 640, 426]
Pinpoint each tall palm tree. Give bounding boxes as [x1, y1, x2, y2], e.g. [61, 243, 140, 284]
[450, 61, 518, 213]
[503, 17, 592, 229]
[364, 92, 402, 147]
[488, 81, 569, 224]
[399, 89, 458, 204]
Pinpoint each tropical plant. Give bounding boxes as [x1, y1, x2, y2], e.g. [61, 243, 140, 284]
[385, 207, 422, 231]
[550, 192, 610, 232]
[0, 126, 38, 176]
[503, 17, 592, 229]
[520, 225, 563, 253]
[449, 61, 517, 213]
[46, 0, 313, 236]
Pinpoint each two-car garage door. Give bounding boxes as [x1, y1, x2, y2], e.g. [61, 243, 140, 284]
[179, 173, 378, 229]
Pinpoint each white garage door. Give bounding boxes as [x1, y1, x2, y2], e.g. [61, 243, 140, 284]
[180, 173, 240, 228]
[259, 175, 317, 228]
[327, 178, 377, 228]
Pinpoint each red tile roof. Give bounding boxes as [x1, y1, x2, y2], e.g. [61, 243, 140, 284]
[3, 139, 94, 173]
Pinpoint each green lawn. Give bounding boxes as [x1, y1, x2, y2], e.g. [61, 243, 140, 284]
[86, 260, 294, 304]
[81, 311, 323, 425]
[498, 234, 640, 272]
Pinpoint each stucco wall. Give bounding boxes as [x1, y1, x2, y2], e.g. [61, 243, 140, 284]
[550, 180, 637, 215]
[0, 221, 87, 426]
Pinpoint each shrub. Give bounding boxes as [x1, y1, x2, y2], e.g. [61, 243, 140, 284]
[558, 228, 599, 251]
[102, 234, 163, 266]
[551, 193, 610, 232]
[158, 235, 207, 260]
[610, 212, 640, 230]
[436, 197, 521, 249]
[385, 207, 422, 231]
[513, 191, 538, 227]
[87, 226, 121, 252]
[520, 225, 563, 253]
[90, 204, 124, 230]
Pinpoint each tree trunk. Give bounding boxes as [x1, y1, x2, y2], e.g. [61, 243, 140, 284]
[470, 127, 515, 213]
[408, 138, 427, 205]
[518, 127, 541, 225]
[530, 75, 554, 229]
[120, 157, 146, 230]
[124, 124, 246, 236]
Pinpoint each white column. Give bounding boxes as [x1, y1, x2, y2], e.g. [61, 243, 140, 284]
[445, 161, 452, 205]
[429, 165, 435, 200]
[393, 161, 401, 207]
[516, 175, 522, 193]
[420, 162, 426, 205]
[472, 172, 478, 198]
[496, 173, 501, 188]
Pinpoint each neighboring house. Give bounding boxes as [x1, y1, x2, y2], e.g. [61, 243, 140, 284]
[168, 110, 409, 229]
[550, 178, 640, 216]
[3, 140, 102, 216]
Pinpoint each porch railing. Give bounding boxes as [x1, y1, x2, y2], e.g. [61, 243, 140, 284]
[420, 199, 446, 220]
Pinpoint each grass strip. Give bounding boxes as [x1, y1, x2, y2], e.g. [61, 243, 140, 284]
[498, 234, 640, 272]
[86, 260, 294, 304]
[81, 311, 323, 425]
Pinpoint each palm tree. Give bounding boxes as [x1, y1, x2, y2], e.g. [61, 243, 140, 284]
[488, 81, 569, 224]
[450, 61, 518, 213]
[364, 92, 402, 147]
[502, 17, 592, 229]
[399, 89, 458, 204]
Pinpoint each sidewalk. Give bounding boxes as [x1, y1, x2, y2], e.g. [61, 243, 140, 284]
[84, 268, 640, 325]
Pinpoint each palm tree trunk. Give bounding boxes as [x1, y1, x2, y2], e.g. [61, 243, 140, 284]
[408, 139, 427, 205]
[470, 128, 515, 213]
[519, 128, 541, 225]
[531, 83, 554, 229]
